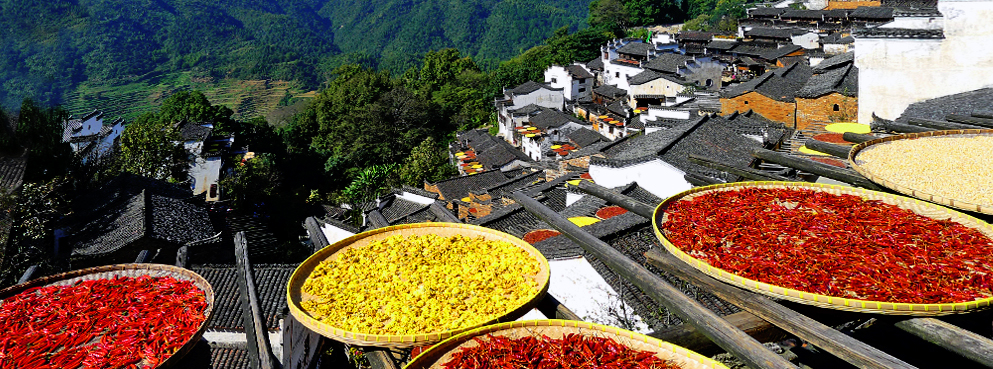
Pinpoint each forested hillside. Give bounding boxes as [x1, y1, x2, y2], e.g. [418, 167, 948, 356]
[0, 0, 591, 114]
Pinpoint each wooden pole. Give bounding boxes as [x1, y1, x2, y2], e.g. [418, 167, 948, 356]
[649, 311, 787, 355]
[17, 265, 38, 284]
[687, 154, 794, 181]
[685, 173, 721, 186]
[235, 232, 278, 369]
[134, 250, 151, 263]
[842, 132, 879, 144]
[894, 318, 993, 368]
[646, 250, 917, 369]
[875, 119, 933, 133]
[574, 184, 918, 369]
[907, 118, 984, 131]
[750, 148, 884, 191]
[947, 114, 993, 129]
[512, 191, 798, 369]
[803, 140, 852, 159]
[535, 294, 583, 321]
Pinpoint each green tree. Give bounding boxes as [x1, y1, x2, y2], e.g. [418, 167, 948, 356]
[588, 0, 630, 36]
[116, 114, 188, 180]
[15, 99, 73, 181]
[222, 153, 281, 210]
[0, 177, 72, 289]
[400, 137, 457, 186]
[157, 90, 234, 126]
[338, 164, 400, 207]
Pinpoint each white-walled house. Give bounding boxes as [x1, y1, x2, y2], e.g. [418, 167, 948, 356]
[496, 81, 565, 145]
[63, 111, 126, 163]
[518, 108, 591, 161]
[545, 64, 594, 102]
[855, 0, 993, 124]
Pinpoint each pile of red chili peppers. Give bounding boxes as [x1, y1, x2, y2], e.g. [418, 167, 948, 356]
[661, 187, 993, 304]
[596, 206, 629, 220]
[0, 275, 208, 369]
[442, 333, 681, 369]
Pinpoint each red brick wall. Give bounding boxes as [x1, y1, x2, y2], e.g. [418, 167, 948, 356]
[796, 93, 859, 131]
[721, 92, 797, 128]
[825, 0, 881, 9]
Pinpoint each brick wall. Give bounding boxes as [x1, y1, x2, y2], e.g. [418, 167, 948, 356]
[796, 93, 859, 131]
[424, 183, 442, 200]
[720, 92, 797, 127]
[825, 0, 881, 9]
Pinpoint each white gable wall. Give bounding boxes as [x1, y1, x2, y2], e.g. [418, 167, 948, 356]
[589, 159, 692, 200]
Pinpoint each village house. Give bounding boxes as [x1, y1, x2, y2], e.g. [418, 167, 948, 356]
[451, 128, 534, 175]
[62, 110, 125, 162]
[495, 81, 565, 145]
[544, 64, 595, 103]
[795, 52, 859, 130]
[720, 62, 815, 127]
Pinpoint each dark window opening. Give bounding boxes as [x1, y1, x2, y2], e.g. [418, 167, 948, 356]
[833, 104, 840, 111]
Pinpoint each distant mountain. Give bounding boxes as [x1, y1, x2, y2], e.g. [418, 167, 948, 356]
[0, 0, 590, 113]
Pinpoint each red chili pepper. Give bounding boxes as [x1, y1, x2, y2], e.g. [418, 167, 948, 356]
[661, 187, 993, 304]
[442, 333, 682, 369]
[0, 276, 207, 368]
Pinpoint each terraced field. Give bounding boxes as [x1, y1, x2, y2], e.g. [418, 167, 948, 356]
[61, 72, 317, 122]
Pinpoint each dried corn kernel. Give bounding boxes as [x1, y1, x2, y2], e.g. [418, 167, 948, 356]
[301, 234, 541, 335]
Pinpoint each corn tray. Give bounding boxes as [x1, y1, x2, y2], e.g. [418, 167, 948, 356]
[653, 182, 993, 315]
[0, 263, 215, 368]
[849, 129, 993, 215]
[287, 223, 551, 348]
[404, 319, 729, 369]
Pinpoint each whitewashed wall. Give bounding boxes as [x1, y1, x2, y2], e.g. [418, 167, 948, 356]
[589, 159, 692, 200]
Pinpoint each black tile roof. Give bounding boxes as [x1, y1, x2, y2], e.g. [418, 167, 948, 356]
[892, 8, 942, 17]
[729, 44, 779, 58]
[677, 31, 714, 42]
[458, 129, 533, 169]
[568, 128, 608, 148]
[587, 57, 605, 71]
[821, 33, 856, 45]
[853, 27, 944, 38]
[705, 40, 738, 51]
[486, 170, 545, 199]
[759, 44, 804, 60]
[509, 81, 561, 95]
[391, 206, 441, 225]
[722, 62, 812, 102]
[379, 195, 430, 223]
[798, 63, 858, 98]
[399, 185, 439, 200]
[616, 41, 656, 56]
[896, 87, 993, 123]
[882, 0, 937, 7]
[0, 156, 26, 193]
[629, 70, 666, 86]
[530, 108, 586, 130]
[75, 173, 192, 215]
[565, 65, 594, 79]
[749, 7, 786, 16]
[848, 6, 895, 19]
[781, 10, 827, 19]
[745, 27, 807, 39]
[660, 116, 765, 182]
[601, 119, 699, 163]
[509, 103, 544, 116]
[531, 212, 649, 260]
[432, 170, 511, 201]
[473, 204, 550, 238]
[594, 85, 628, 99]
[643, 54, 694, 74]
[179, 121, 214, 142]
[190, 264, 296, 332]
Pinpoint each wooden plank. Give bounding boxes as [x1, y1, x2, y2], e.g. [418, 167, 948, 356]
[575, 184, 918, 369]
[282, 314, 327, 369]
[687, 154, 794, 181]
[803, 140, 852, 159]
[535, 293, 583, 321]
[907, 117, 983, 131]
[366, 348, 400, 369]
[429, 202, 461, 223]
[134, 249, 151, 263]
[876, 119, 933, 133]
[947, 114, 993, 128]
[17, 265, 38, 284]
[895, 318, 993, 368]
[842, 132, 880, 144]
[751, 148, 885, 191]
[646, 249, 918, 369]
[511, 191, 798, 369]
[235, 232, 278, 369]
[649, 311, 787, 355]
[175, 246, 188, 268]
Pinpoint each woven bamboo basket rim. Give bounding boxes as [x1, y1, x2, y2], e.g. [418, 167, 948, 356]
[286, 222, 551, 348]
[848, 129, 993, 215]
[651, 181, 993, 316]
[0, 263, 215, 368]
[404, 319, 729, 369]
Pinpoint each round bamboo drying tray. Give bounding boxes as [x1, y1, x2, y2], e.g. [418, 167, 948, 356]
[652, 182, 993, 315]
[849, 129, 993, 215]
[0, 263, 215, 368]
[404, 319, 729, 369]
[287, 222, 551, 348]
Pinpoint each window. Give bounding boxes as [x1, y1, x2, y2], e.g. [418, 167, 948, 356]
[706, 79, 713, 87]
[615, 72, 620, 78]
[578, 87, 586, 93]
[833, 104, 840, 111]
[609, 126, 615, 134]
[551, 78, 558, 83]
[579, 78, 587, 84]
[744, 101, 749, 105]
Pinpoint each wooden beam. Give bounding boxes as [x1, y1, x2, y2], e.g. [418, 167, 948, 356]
[803, 140, 852, 159]
[235, 232, 278, 369]
[842, 132, 880, 144]
[687, 154, 794, 181]
[535, 293, 583, 321]
[895, 318, 993, 368]
[17, 265, 38, 284]
[574, 186, 917, 369]
[649, 311, 787, 355]
[875, 119, 933, 133]
[685, 173, 721, 187]
[175, 246, 188, 268]
[134, 250, 151, 263]
[429, 202, 461, 223]
[948, 114, 993, 129]
[646, 250, 918, 369]
[511, 191, 798, 369]
[751, 148, 884, 191]
[366, 348, 400, 369]
[907, 117, 984, 131]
